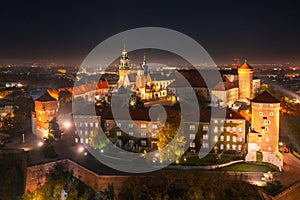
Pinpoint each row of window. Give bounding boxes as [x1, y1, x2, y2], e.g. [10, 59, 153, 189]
[259, 112, 274, 116]
[36, 110, 57, 115]
[189, 124, 243, 133]
[259, 104, 274, 108]
[190, 133, 243, 143]
[116, 131, 157, 138]
[76, 122, 99, 128]
[116, 122, 158, 130]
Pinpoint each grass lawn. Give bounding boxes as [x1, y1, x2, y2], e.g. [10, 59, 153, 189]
[175, 154, 244, 166]
[218, 162, 279, 172]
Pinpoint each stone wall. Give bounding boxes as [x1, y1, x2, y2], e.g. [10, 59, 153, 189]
[25, 159, 129, 193]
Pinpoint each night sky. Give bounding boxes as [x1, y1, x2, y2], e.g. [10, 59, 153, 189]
[0, 0, 300, 65]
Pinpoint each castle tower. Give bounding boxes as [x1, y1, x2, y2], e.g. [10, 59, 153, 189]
[118, 45, 131, 86]
[238, 59, 253, 102]
[34, 91, 59, 139]
[142, 53, 148, 76]
[246, 91, 283, 169]
[136, 54, 147, 88]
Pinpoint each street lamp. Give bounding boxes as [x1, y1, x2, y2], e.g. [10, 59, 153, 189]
[64, 121, 71, 129]
[38, 141, 44, 147]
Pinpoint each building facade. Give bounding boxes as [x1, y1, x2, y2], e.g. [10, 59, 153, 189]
[246, 91, 283, 169]
[33, 92, 59, 139]
[238, 59, 254, 102]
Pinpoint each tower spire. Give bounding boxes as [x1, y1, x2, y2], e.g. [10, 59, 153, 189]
[143, 53, 147, 65]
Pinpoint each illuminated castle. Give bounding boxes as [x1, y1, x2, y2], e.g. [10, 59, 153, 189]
[238, 59, 254, 102]
[33, 91, 59, 139]
[246, 91, 283, 170]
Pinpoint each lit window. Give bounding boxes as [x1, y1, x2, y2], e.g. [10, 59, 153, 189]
[85, 138, 89, 144]
[90, 123, 93, 127]
[189, 125, 196, 131]
[238, 145, 242, 151]
[266, 137, 270, 142]
[190, 142, 196, 148]
[202, 142, 209, 149]
[128, 132, 134, 136]
[220, 144, 224, 150]
[190, 134, 195, 140]
[85, 130, 88, 136]
[214, 135, 218, 142]
[214, 126, 218, 133]
[117, 122, 122, 127]
[151, 133, 157, 138]
[270, 104, 273, 108]
[141, 132, 147, 138]
[226, 144, 230, 150]
[95, 123, 98, 128]
[79, 123, 82, 127]
[232, 144, 236, 150]
[226, 127, 230, 132]
[226, 136, 230, 141]
[203, 125, 209, 131]
[117, 131, 122, 136]
[85, 123, 88, 127]
[268, 147, 272, 151]
[128, 123, 133, 128]
[141, 140, 147, 146]
[203, 134, 209, 140]
[152, 124, 158, 130]
[232, 127, 236, 132]
[220, 136, 224, 141]
[259, 112, 263, 116]
[270, 112, 274, 116]
[239, 136, 243, 142]
[141, 124, 147, 129]
[220, 126, 224, 132]
[90, 130, 93, 135]
[214, 119, 218, 124]
[232, 136, 236, 142]
[239, 127, 242, 132]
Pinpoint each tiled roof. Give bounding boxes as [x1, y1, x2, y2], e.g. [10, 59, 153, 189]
[148, 73, 171, 81]
[239, 59, 253, 70]
[36, 92, 57, 102]
[168, 70, 208, 88]
[100, 107, 161, 121]
[251, 91, 280, 103]
[213, 78, 237, 91]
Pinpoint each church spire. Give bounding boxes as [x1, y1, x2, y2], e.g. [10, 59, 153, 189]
[143, 53, 147, 65]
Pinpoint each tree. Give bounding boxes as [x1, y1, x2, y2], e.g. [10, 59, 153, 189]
[89, 128, 108, 149]
[157, 107, 186, 162]
[0, 154, 23, 200]
[49, 118, 62, 139]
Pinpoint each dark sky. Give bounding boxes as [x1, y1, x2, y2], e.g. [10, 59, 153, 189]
[0, 0, 300, 65]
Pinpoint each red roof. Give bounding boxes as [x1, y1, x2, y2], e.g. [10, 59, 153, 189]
[239, 59, 253, 70]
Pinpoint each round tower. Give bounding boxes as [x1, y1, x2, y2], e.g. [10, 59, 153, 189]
[251, 91, 280, 152]
[238, 59, 253, 102]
